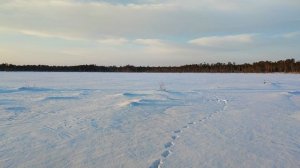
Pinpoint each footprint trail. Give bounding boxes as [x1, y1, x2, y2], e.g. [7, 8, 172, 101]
[149, 96, 228, 168]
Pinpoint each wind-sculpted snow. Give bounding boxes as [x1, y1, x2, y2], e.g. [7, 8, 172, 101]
[44, 96, 80, 101]
[0, 87, 54, 94]
[123, 92, 148, 97]
[18, 86, 53, 92]
[0, 72, 300, 168]
[289, 91, 300, 95]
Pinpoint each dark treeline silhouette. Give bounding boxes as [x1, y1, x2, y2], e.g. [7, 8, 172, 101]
[1, 59, 300, 73]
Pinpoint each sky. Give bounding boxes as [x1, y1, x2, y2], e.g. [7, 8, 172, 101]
[0, 0, 300, 66]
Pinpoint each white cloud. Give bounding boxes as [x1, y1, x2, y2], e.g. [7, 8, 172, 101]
[0, 26, 86, 41]
[189, 34, 254, 48]
[282, 31, 300, 39]
[134, 39, 165, 46]
[97, 38, 129, 45]
[0, 0, 299, 40]
[0, 0, 175, 40]
[19, 29, 85, 41]
[96, 38, 167, 47]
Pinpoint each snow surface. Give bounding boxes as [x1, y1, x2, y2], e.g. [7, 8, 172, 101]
[0, 72, 300, 168]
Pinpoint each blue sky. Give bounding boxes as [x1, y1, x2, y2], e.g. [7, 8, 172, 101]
[0, 0, 299, 66]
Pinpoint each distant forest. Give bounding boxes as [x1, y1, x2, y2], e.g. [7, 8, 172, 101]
[1, 59, 300, 73]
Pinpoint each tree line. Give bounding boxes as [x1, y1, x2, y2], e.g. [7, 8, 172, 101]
[0, 59, 299, 73]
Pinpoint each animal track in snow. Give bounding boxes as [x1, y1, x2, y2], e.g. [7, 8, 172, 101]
[149, 159, 162, 168]
[149, 97, 228, 168]
[161, 150, 172, 158]
[183, 125, 189, 129]
[174, 130, 182, 133]
[164, 142, 174, 148]
[171, 135, 179, 140]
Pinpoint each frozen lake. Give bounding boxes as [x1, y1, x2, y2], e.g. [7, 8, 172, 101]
[0, 72, 300, 168]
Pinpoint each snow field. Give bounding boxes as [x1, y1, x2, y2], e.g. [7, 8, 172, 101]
[0, 72, 299, 168]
